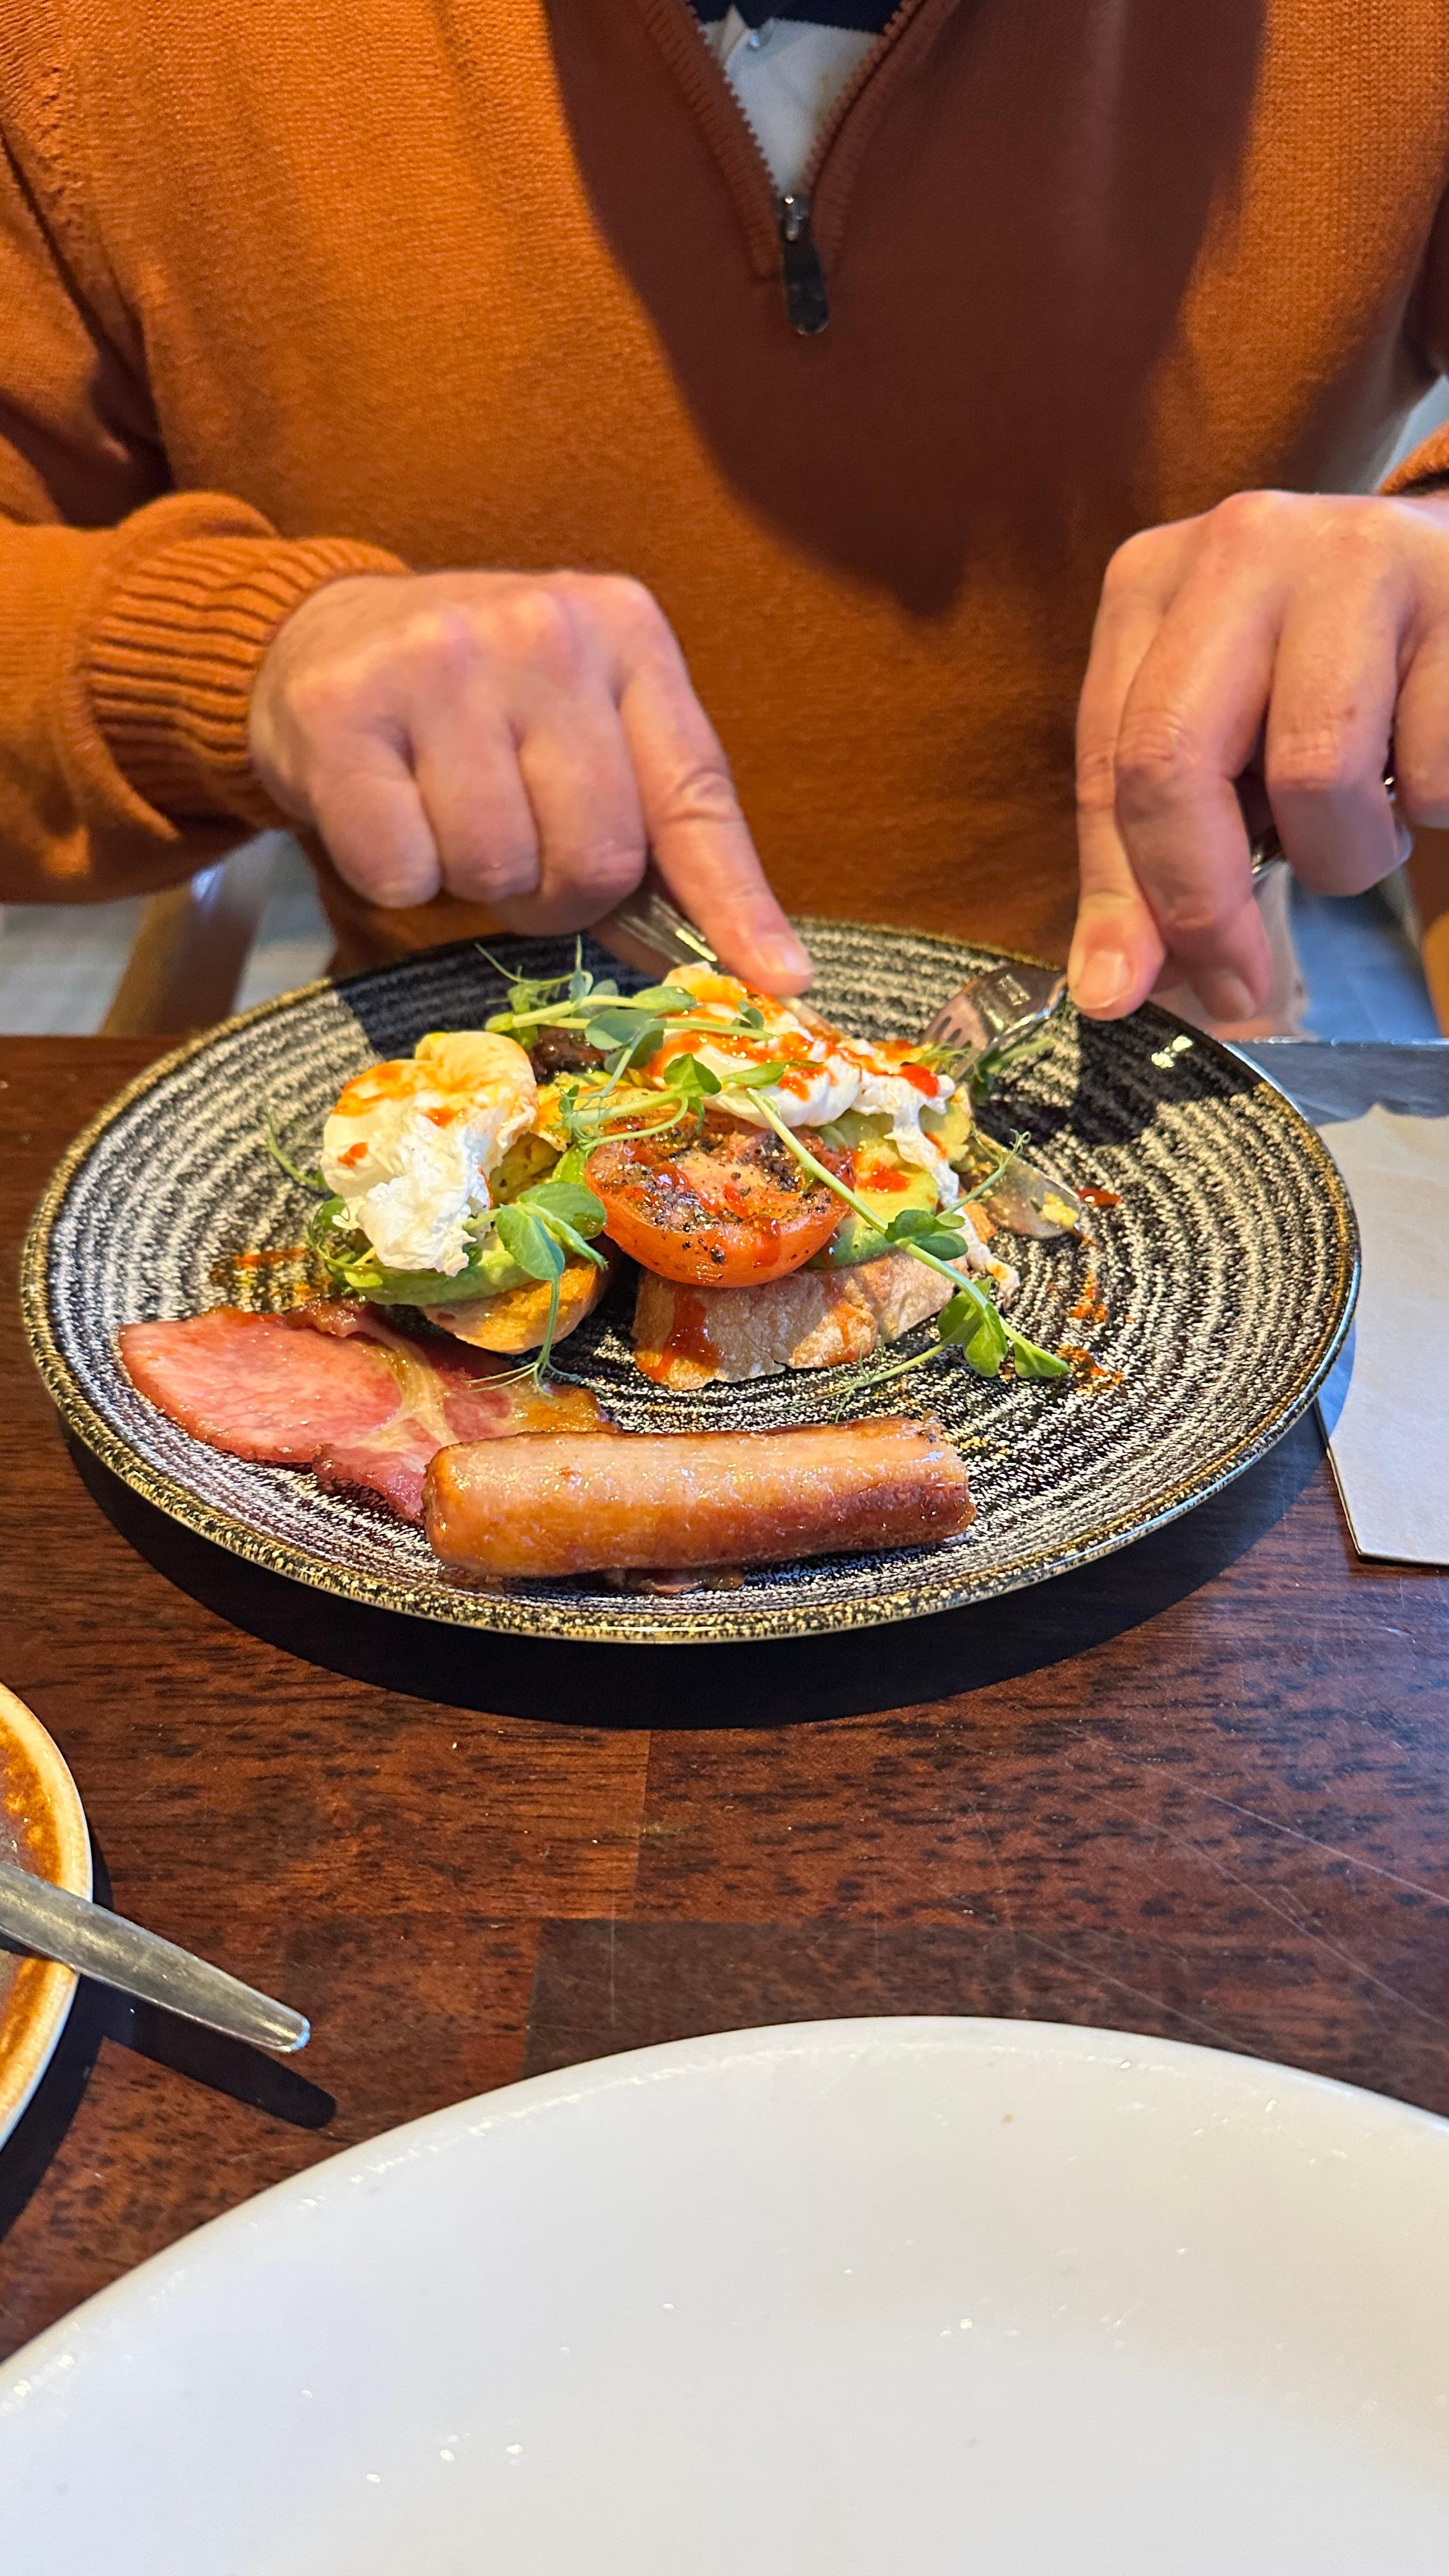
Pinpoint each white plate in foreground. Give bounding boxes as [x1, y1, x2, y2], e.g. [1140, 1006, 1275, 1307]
[4, 2018, 1447, 2572]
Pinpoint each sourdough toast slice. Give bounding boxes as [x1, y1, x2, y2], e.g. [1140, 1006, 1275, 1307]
[424, 1251, 610, 1352]
[634, 1241, 1018, 1390]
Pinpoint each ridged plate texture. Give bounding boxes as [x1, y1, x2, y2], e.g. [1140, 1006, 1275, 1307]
[22, 924, 1358, 1644]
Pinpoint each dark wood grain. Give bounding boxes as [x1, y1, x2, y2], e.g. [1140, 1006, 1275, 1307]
[3, 1035, 1448, 2362]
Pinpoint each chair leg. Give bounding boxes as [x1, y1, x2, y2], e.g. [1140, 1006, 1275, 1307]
[102, 837, 280, 1038]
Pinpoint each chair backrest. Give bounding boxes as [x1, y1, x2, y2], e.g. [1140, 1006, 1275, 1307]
[102, 839, 279, 1037]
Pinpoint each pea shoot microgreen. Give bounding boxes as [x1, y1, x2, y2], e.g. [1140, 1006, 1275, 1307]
[478, 939, 776, 1091]
[260, 1117, 330, 1198]
[736, 1091, 1067, 1386]
[660, 1054, 788, 1106]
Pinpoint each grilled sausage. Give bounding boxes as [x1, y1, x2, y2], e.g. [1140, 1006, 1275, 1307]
[423, 1416, 973, 1577]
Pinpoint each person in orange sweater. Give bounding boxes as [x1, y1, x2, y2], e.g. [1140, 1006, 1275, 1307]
[3, 0, 1449, 1029]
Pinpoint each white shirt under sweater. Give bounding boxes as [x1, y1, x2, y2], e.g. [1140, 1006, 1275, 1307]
[700, 12, 875, 196]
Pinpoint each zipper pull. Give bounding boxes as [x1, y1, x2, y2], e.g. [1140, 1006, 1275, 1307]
[778, 194, 829, 336]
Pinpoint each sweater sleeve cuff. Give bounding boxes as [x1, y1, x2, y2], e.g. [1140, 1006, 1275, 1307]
[1381, 417, 1449, 498]
[80, 514, 408, 828]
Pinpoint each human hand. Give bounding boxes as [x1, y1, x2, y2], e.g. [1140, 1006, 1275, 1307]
[248, 569, 812, 994]
[1070, 490, 1443, 1022]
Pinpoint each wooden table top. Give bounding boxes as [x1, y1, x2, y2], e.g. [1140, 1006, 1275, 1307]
[3, 1033, 1449, 2365]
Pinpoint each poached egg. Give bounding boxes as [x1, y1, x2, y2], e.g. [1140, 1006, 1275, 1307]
[652, 966, 962, 1205]
[321, 1031, 537, 1277]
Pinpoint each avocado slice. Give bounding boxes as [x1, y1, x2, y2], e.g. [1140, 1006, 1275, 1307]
[919, 1094, 974, 1166]
[812, 1159, 939, 1269]
[341, 1234, 535, 1307]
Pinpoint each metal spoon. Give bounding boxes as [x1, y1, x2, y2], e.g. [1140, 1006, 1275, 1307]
[0, 1860, 309, 2054]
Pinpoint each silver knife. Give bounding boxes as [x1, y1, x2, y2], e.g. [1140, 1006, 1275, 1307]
[0, 1859, 309, 2054]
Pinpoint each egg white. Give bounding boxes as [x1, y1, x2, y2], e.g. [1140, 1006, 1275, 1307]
[321, 1032, 537, 1277]
[659, 966, 957, 1200]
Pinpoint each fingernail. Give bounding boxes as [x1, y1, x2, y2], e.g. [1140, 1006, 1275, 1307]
[1192, 969, 1255, 1025]
[756, 934, 811, 987]
[1069, 949, 1131, 1015]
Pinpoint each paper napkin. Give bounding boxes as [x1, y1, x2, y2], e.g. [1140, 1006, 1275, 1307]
[1314, 1105, 1449, 1564]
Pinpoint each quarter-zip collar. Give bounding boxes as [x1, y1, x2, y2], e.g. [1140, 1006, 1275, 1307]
[627, 0, 964, 326]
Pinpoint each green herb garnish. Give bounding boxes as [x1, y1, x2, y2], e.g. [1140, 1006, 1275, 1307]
[261, 950, 1067, 1399]
[732, 1092, 1067, 1386]
[479, 939, 776, 1091]
[260, 1117, 330, 1198]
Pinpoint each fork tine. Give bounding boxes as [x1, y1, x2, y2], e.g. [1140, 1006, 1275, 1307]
[921, 962, 1066, 1061]
[921, 993, 983, 1050]
[921, 963, 1082, 1235]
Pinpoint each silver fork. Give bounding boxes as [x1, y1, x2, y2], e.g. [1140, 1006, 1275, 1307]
[1246, 768, 1397, 883]
[919, 962, 1084, 1238]
[923, 789, 1319, 1064]
[924, 781, 1353, 1239]
[921, 958, 1066, 1058]
[602, 875, 718, 973]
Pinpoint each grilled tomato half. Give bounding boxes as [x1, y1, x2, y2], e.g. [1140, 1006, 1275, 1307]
[586, 1114, 846, 1287]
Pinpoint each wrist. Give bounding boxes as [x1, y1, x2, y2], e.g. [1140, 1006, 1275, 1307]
[82, 519, 408, 828]
[247, 574, 404, 806]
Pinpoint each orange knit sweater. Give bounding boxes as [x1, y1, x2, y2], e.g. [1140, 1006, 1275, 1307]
[3, 0, 1449, 967]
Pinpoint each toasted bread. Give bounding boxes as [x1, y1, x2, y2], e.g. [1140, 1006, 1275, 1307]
[633, 1233, 1018, 1389]
[424, 1250, 610, 1353]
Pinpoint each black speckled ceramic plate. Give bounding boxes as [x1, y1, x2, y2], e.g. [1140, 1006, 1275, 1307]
[22, 923, 1356, 1646]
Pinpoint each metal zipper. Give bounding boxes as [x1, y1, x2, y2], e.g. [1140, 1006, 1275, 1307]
[627, 0, 938, 339]
[778, 193, 829, 335]
[772, 0, 920, 335]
